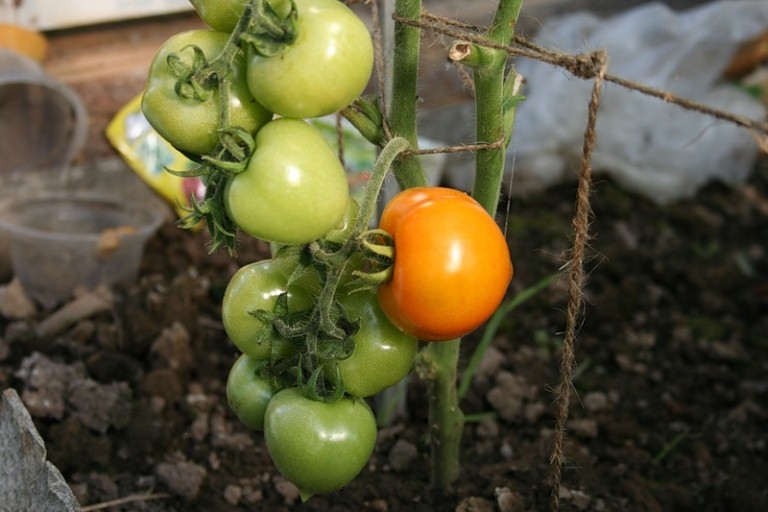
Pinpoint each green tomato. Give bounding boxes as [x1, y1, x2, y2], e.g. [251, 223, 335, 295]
[221, 259, 313, 360]
[264, 387, 377, 499]
[225, 118, 349, 244]
[189, 0, 247, 32]
[226, 354, 276, 430]
[141, 28, 272, 156]
[246, 0, 374, 118]
[333, 290, 418, 398]
[190, 0, 292, 33]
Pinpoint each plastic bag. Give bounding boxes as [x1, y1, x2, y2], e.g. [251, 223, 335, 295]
[509, 1, 768, 204]
[106, 94, 204, 223]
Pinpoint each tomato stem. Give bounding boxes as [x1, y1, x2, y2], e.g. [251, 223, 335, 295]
[418, 339, 464, 489]
[354, 137, 411, 233]
[468, 0, 524, 215]
[388, 0, 427, 191]
[407, 0, 524, 493]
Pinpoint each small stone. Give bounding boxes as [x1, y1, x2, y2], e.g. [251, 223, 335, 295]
[0, 278, 37, 319]
[67, 379, 132, 433]
[223, 484, 243, 506]
[568, 418, 598, 439]
[150, 321, 194, 372]
[155, 456, 207, 500]
[455, 496, 494, 512]
[476, 417, 500, 438]
[388, 439, 418, 472]
[583, 391, 608, 412]
[365, 498, 389, 511]
[495, 487, 525, 512]
[242, 485, 263, 504]
[273, 476, 299, 505]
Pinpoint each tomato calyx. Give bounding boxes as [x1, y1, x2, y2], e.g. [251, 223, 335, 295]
[167, 44, 217, 101]
[239, 0, 298, 58]
[169, 126, 256, 254]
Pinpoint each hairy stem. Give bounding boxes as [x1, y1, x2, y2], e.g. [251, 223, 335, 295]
[420, 339, 463, 489]
[389, 0, 427, 190]
[470, 0, 524, 214]
[420, 0, 525, 492]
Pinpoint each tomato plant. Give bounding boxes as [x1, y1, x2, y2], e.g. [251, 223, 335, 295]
[377, 187, 513, 341]
[226, 353, 277, 430]
[145, 0, 525, 496]
[221, 258, 313, 361]
[224, 118, 350, 244]
[245, 0, 374, 118]
[141, 28, 272, 156]
[263, 387, 377, 500]
[331, 290, 418, 398]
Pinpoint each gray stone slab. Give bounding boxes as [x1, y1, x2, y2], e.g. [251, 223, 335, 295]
[0, 388, 81, 512]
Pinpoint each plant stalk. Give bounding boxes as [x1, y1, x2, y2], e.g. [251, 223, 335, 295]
[419, 0, 525, 492]
[470, 0, 524, 214]
[389, 0, 427, 190]
[420, 339, 463, 489]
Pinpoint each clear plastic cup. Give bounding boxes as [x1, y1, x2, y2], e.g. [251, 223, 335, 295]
[0, 48, 88, 280]
[0, 193, 166, 309]
[0, 48, 87, 176]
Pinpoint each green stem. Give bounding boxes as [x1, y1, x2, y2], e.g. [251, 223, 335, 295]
[419, 0, 524, 492]
[469, 0, 524, 215]
[420, 340, 463, 489]
[389, 0, 427, 190]
[355, 137, 411, 232]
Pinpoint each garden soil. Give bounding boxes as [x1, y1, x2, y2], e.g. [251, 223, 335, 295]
[1, 155, 767, 512]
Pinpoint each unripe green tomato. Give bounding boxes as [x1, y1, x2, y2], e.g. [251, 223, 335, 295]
[264, 387, 377, 499]
[225, 118, 350, 244]
[190, 0, 291, 32]
[246, 0, 374, 118]
[141, 29, 272, 156]
[221, 259, 313, 360]
[226, 354, 276, 430]
[332, 290, 418, 398]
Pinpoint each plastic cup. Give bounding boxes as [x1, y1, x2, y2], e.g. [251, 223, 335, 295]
[0, 193, 166, 309]
[0, 48, 88, 280]
[0, 48, 87, 176]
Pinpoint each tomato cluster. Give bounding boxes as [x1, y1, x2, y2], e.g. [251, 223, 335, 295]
[141, 0, 514, 500]
[142, 0, 373, 248]
[221, 255, 418, 498]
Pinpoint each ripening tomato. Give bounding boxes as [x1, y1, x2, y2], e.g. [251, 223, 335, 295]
[224, 118, 350, 244]
[377, 187, 513, 341]
[264, 387, 377, 499]
[245, 0, 374, 118]
[141, 29, 272, 156]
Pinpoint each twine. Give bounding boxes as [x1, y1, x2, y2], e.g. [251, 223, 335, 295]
[547, 49, 606, 512]
[396, 11, 768, 138]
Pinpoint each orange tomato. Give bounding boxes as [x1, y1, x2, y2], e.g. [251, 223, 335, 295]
[377, 187, 513, 341]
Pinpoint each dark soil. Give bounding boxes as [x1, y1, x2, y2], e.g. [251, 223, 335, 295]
[1, 156, 767, 512]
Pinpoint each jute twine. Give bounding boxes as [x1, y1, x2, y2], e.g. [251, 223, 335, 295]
[352, 3, 768, 510]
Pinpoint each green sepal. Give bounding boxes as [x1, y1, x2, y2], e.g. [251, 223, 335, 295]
[167, 44, 215, 101]
[239, 0, 298, 58]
